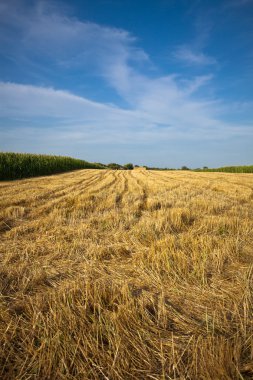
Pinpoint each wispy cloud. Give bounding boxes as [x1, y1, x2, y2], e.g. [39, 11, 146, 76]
[0, 82, 145, 141]
[0, 0, 149, 86]
[1, 80, 251, 148]
[172, 45, 217, 66]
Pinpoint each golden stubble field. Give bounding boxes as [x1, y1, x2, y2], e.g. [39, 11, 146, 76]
[0, 169, 253, 380]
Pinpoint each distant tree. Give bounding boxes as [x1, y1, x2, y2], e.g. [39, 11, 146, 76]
[181, 166, 190, 170]
[124, 163, 134, 170]
[107, 163, 123, 170]
[134, 165, 140, 168]
[203, 166, 208, 170]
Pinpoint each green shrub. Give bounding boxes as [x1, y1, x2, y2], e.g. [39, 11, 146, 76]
[123, 163, 134, 170]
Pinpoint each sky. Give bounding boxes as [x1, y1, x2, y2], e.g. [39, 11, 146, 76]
[0, 0, 252, 168]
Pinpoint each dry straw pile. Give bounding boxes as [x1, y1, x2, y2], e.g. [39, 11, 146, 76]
[0, 169, 253, 379]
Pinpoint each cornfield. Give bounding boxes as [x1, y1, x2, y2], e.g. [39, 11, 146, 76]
[0, 152, 105, 180]
[196, 165, 253, 173]
[0, 169, 253, 379]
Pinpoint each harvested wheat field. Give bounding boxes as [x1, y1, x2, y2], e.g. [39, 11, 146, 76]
[0, 169, 253, 380]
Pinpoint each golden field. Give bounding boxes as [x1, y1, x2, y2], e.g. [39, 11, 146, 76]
[0, 169, 253, 380]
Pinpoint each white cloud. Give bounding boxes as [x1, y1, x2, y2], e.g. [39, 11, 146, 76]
[0, 82, 145, 136]
[1, 81, 252, 148]
[173, 46, 217, 66]
[0, 0, 149, 84]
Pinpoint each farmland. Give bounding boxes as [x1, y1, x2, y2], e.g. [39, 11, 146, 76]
[0, 169, 253, 379]
[0, 152, 105, 180]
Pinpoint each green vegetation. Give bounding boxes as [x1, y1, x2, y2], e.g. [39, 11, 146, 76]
[1, 152, 252, 181]
[0, 152, 106, 180]
[107, 163, 134, 170]
[195, 165, 253, 173]
[147, 165, 253, 173]
[145, 166, 175, 170]
[107, 163, 124, 170]
[123, 163, 134, 170]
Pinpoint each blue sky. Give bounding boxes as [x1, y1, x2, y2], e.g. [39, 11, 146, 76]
[0, 0, 252, 167]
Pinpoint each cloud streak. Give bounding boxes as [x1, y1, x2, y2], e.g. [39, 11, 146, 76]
[1, 81, 251, 145]
[173, 45, 217, 66]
